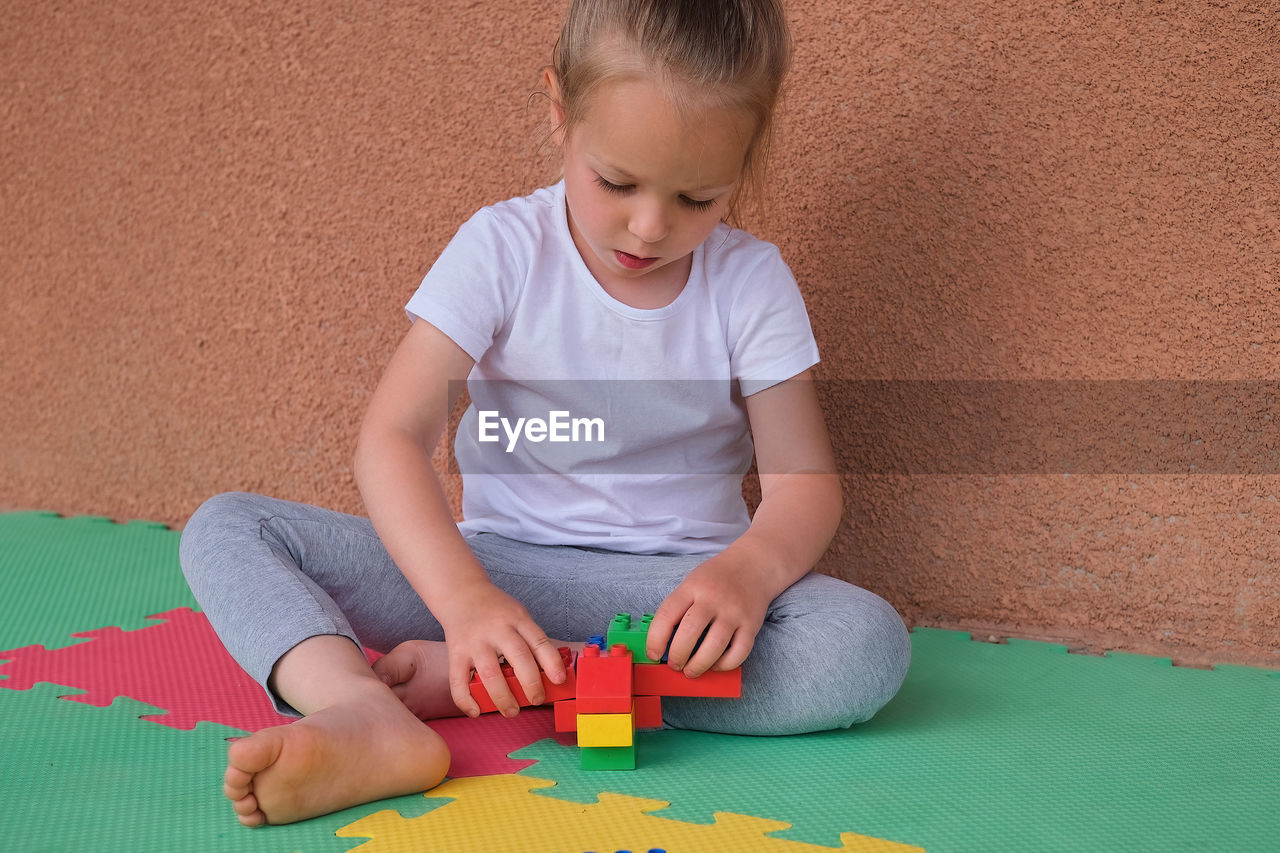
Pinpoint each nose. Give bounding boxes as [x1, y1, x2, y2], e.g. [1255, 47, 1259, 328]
[628, 198, 668, 246]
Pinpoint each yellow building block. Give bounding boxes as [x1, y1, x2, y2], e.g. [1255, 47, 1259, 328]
[576, 712, 633, 747]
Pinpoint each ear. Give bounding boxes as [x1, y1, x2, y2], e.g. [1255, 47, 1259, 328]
[543, 66, 568, 145]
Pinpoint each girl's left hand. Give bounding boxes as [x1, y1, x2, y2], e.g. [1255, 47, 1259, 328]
[644, 553, 772, 677]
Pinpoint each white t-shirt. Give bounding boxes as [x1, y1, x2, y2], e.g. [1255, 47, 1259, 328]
[405, 181, 818, 555]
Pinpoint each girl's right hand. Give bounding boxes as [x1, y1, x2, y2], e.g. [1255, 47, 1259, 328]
[436, 580, 567, 718]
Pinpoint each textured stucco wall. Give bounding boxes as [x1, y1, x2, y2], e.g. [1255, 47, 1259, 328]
[3, 1, 1276, 667]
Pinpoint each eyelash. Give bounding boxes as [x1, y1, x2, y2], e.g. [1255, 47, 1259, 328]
[594, 175, 718, 212]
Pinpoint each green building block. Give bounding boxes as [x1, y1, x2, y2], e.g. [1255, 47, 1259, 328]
[606, 612, 659, 664]
[581, 743, 636, 770]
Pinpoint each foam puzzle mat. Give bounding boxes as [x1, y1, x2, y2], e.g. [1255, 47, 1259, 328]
[1, 510, 1277, 852]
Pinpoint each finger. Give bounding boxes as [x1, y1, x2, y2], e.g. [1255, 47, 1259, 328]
[502, 640, 545, 706]
[712, 626, 757, 671]
[474, 652, 520, 717]
[449, 658, 482, 717]
[525, 630, 567, 685]
[371, 642, 416, 688]
[665, 606, 712, 671]
[646, 591, 691, 662]
[683, 621, 736, 678]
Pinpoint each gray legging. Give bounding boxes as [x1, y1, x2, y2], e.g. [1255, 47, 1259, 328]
[179, 491, 911, 734]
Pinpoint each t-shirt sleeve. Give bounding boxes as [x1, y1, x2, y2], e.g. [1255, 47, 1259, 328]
[729, 247, 821, 396]
[404, 210, 518, 362]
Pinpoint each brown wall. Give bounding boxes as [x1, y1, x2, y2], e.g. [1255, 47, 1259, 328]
[3, 1, 1276, 667]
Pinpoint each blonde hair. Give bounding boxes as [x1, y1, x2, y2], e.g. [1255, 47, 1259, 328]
[549, 0, 792, 224]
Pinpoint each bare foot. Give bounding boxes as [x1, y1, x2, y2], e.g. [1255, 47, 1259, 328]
[223, 681, 449, 826]
[372, 640, 461, 721]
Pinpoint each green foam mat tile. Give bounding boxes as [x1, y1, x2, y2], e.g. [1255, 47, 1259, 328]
[0, 512, 197, 651]
[511, 628, 1280, 852]
[4, 510, 1277, 852]
[0, 681, 443, 852]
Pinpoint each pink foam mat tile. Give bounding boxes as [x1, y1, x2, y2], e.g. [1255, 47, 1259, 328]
[0, 606, 567, 776]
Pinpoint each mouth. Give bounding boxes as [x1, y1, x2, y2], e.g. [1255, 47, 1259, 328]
[614, 250, 658, 270]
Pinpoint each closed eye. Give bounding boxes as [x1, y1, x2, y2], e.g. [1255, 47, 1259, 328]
[595, 175, 633, 195]
[594, 175, 718, 212]
[680, 196, 717, 212]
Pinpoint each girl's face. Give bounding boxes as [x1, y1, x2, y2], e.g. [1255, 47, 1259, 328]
[552, 74, 755, 308]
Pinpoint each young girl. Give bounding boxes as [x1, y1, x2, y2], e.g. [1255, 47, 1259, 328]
[180, 0, 910, 828]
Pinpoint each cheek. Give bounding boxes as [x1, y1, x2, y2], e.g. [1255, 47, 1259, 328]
[580, 193, 616, 236]
[572, 193, 599, 234]
[684, 210, 723, 244]
[566, 179, 605, 237]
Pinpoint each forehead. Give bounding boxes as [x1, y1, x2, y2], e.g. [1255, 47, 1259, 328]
[570, 76, 754, 191]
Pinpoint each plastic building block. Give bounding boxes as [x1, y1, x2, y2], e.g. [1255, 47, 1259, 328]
[576, 643, 633, 704]
[554, 698, 577, 731]
[555, 696, 662, 732]
[472, 621, 739, 771]
[633, 662, 741, 698]
[607, 612, 660, 664]
[576, 692, 634, 713]
[633, 694, 663, 729]
[581, 743, 636, 770]
[468, 646, 577, 713]
[577, 712, 634, 747]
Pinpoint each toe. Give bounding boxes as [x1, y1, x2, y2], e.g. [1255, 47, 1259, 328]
[232, 792, 265, 826]
[227, 728, 285, 777]
[224, 764, 253, 799]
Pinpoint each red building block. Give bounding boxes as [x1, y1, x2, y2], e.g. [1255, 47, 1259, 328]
[632, 662, 741, 698]
[633, 693, 663, 729]
[468, 646, 577, 714]
[554, 695, 662, 732]
[554, 698, 578, 732]
[576, 693, 633, 713]
[576, 643, 633, 707]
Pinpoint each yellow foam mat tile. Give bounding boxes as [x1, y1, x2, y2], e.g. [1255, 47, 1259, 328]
[336, 773, 922, 852]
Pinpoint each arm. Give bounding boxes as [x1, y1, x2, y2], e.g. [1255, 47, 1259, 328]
[645, 368, 842, 676]
[354, 319, 566, 716]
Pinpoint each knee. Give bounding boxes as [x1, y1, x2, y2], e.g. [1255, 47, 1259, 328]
[178, 491, 267, 574]
[821, 588, 912, 726]
[765, 579, 912, 733]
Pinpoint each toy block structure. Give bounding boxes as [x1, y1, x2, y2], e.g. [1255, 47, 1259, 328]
[570, 642, 640, 769]
[470, 612, 742, 770]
